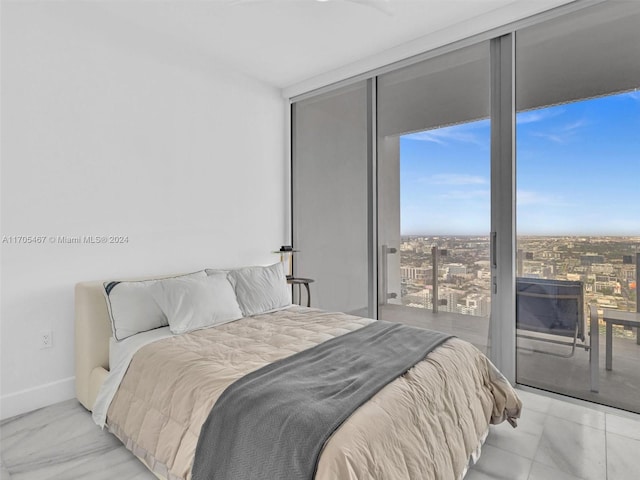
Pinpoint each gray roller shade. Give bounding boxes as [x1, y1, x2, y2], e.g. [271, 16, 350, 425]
[517, 1, 640, 112]
[378, 42, 490, 137]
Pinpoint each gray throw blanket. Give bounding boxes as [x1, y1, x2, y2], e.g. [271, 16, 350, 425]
[192, 320, 453, 480]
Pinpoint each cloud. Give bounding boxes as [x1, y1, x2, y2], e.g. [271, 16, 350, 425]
[423, 174, 488, 186]
[438, 189, 490, 201]
[530, 118, 587, 144]
[403, 120, 489, 147]
[404, 131, 447, 145]
[404, 129, 477, 146]
[517, 108, 565, 124]
[627, 90, 640, 102]
[517, 190, 575, 207]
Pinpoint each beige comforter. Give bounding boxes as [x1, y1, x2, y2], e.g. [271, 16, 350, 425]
[107, 307, 521, 480]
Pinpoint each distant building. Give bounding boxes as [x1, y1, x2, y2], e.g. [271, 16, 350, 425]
[400, 242, 415, 252]
[438, 288, 463, 313]
[400, 266, 431, 283]
[404, 290, 429, 308]
[444, 263, 466, 276]
[594, 280, 621, 295]
[595, 275, 614, 283]
[581, 255, 604, 266]
[477, 270, 491, 280]
[592, 263, 614, 274]
[619, 265, 636, 281]
[542, 266, 554, 278]
[465, 293, 489, 317]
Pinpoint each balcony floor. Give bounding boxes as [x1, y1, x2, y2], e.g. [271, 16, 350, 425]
[379, 304, 640, 414]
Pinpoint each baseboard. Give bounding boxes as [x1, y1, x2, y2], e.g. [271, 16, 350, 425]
[0, 376, 75, 420]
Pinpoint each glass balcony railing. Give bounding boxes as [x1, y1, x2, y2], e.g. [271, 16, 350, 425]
[393, 236, 492, 318]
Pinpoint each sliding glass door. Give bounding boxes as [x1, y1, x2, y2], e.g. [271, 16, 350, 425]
[515, 2, 640, 412]
[377, 43, 493, 354]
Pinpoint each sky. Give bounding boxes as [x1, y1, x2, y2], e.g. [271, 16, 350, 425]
[399, 91, 640, 236]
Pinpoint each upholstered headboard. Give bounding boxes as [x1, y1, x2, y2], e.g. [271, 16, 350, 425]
[75, 272, 189, 411]
[75, 280, 112, 411]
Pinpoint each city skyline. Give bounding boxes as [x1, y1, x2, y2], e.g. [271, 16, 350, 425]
[400, 90, 640, 236]
[397, 235, 638, 330]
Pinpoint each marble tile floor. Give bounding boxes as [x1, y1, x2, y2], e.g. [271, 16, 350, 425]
[1, 388, 639, 480]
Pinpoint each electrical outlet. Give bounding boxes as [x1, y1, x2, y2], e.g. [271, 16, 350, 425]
[40, 329, 53, 349]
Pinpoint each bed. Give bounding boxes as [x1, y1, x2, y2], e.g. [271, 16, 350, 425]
[75, 265, 521, 480]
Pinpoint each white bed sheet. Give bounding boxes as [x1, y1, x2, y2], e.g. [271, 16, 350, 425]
[92, 326, 173, 427]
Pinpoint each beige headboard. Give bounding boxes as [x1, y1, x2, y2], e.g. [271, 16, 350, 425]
[75, 272, 191, 411]
[75, 280, 112, 411]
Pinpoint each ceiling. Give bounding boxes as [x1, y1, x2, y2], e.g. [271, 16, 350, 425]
[91, 0, 579, 92]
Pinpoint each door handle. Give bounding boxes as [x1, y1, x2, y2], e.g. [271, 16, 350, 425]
[491, 232, 497, 268]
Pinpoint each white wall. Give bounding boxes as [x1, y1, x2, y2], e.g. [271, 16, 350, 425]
[0, 2, 286, 419]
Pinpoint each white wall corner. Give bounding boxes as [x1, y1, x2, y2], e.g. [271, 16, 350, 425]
[0, 377, 76, 421]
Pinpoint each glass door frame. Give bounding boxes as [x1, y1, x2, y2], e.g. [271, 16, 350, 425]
[489, 33, 516, 383]
[373, 34, 517, 383]
[290, 35, 518, 384]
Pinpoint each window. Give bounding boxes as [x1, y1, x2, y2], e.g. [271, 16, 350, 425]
[291, 0, 640, 413]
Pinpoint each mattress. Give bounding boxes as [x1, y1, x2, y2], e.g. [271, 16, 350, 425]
[99, 306, 521, 480]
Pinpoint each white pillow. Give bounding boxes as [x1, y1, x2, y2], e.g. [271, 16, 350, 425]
[149, 273, 243, 334]
[104, 271, 206, 341]
[228, 263, 292, 317]
[205, 268, 228, 275]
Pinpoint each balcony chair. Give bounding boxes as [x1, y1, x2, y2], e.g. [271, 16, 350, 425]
[516, 277, 588, 358]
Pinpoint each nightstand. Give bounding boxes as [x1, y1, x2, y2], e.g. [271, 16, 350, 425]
[287, 277, 315, 307]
